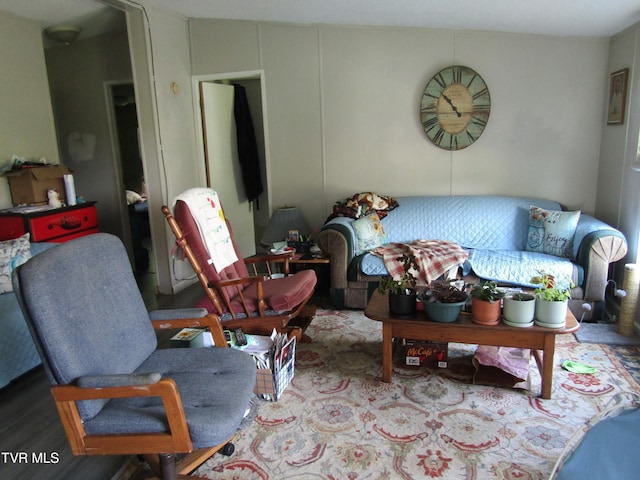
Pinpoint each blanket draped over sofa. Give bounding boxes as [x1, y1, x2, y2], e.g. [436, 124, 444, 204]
[317, 195, 627, 320]
[374, 240, 469, 284]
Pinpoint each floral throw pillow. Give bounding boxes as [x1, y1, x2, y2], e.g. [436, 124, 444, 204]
[0, 233, 32, 294]
[353, 212, 387, 254]
[526, 205, 580, 258]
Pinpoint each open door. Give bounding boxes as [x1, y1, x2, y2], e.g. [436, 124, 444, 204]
[199, 81, 256, 257]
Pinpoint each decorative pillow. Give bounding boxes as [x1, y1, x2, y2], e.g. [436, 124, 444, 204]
[353, 212, 387, 254]
[0, 233, 32, 294]
[526, 205, 580, 258]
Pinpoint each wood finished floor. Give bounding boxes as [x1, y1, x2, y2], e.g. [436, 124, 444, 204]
[0, 266, 204, 480]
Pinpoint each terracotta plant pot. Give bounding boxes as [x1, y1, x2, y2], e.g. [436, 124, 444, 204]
[471, 297, 502, 325]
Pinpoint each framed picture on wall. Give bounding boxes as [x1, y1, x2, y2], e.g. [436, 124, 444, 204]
[607, 68, 628, 125]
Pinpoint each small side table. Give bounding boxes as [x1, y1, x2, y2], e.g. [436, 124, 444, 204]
[288, 253, 330, 292]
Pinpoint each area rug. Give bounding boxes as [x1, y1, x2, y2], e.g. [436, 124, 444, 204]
[574, 322, 640, 346]
[117, 309, 640, 480]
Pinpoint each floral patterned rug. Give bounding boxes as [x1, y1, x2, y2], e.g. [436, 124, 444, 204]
[118, 309, 640, 480]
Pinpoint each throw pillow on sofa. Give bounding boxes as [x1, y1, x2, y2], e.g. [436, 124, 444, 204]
[0, 233, 32, 294]
[526, 205, 580, 258]
[353, 212, 387, 254]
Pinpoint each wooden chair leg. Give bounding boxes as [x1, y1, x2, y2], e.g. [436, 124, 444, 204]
[288, 304, 316, 342]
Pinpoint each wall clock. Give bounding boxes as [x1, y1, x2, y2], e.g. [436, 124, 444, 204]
[420, 65, 491, 150]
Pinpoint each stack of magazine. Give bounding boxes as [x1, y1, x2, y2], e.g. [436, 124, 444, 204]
[235, 330, 296, 401]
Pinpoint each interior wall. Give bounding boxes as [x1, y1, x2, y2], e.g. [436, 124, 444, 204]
[0, 12, 59, 208]
[126, 1, 201, 294]
[190, 20, 610, 231]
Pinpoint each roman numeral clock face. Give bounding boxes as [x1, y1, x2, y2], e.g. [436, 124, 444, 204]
[420, 66, 491, 150]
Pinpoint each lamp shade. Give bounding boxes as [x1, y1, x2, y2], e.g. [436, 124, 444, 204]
[260, 206, 310, 247]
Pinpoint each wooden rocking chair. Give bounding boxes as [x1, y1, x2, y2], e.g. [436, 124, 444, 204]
[162, 189, 317, 336]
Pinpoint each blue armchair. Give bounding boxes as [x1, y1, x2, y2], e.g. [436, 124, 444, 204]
[12, 233, 256, 479]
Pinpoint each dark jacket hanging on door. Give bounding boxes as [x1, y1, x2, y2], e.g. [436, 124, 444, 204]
[233, 84, 263, 202]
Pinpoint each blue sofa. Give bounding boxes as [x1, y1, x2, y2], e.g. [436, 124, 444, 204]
[317, 195, 627, 319]
[1, 242, 56, 388]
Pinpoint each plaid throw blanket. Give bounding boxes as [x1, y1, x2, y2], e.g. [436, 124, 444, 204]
[374, 240, 469, 285]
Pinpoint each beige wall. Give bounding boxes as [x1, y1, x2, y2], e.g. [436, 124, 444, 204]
[126, 2, 200, 294]
[0, 13, 59, 208]
[190, 20, 610, 232]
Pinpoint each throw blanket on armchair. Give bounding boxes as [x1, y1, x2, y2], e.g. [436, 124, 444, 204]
[173, 188, 238, 272]
[374, 240, 469, 285]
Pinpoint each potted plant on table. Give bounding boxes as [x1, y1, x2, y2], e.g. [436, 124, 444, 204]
[470, 280, 505, 325]
[417, 280, 468, 323]
[378, 253, 420, 318]
[532, 271, 574, 328]
[503, 292, 536, 327]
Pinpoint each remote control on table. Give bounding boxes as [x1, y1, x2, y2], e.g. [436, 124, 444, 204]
[234, 328, 247, 346]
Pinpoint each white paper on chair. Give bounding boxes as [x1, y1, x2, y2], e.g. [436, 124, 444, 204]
[174, 188, 238, 272]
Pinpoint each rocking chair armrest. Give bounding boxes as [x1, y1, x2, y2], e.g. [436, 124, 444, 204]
[211, 276, 265, 289]
[245, 253, 292, 275]
[245, 252, 293, 264]
[151, 314, 229, 347]
[51, 378, 192, 455]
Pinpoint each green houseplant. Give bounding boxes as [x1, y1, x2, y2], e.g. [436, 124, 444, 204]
[470, 280, 504, 325]
[417, 280, 468, 323]
[378, 254, 420, 318]
[532, 272, 574, 327]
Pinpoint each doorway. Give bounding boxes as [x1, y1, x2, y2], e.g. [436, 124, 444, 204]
[193, 72, 271, 254]
[106, 81, 152, 276]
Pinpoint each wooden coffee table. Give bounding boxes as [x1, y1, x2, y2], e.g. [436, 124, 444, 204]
[364, 290, 580, 399]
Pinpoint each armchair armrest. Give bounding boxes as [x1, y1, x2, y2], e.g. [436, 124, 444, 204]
[77, 372, 161, 388]
[51, 378, 192, 455]
[317, 218, 358, 291]
[573, 214, 627, 301]
[151, 313, 228, 347]
[149, 308, 208, 321]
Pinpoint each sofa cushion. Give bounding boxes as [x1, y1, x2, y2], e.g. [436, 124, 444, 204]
[359, 248, 582, 289]
[0, 233, 31, 294]
[380, 196, 562, 251]
[466, 249, 582, 288]
[526, 205, 581, 258]
[353, 212, 386, 253]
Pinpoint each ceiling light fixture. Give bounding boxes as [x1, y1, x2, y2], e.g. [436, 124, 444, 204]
[44, 25, 81, 45]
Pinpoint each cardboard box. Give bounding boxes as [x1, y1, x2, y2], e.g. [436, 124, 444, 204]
[403, 340, 448, 368]
[6, 165, 71, 205]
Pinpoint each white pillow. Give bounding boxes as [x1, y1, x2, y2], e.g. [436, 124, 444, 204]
[352, 212, 387, 254]
[526, 205, 580, 258]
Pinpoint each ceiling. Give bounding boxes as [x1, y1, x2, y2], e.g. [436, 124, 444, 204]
[0, 0, 639, 41]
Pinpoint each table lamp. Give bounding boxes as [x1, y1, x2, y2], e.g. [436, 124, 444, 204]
[260, 206, 310, 248]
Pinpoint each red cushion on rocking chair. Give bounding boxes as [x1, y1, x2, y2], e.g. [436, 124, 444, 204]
[197, 269, 317, 315]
